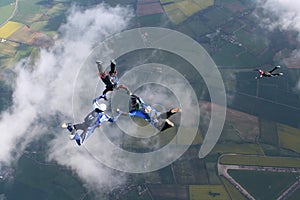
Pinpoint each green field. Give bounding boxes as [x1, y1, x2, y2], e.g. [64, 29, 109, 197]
[278, 123, 300, 153]
[228, 170, 299, 200]
[221, 177, 247, 200]
[206, 162, 221, 184]
[212, 42, 256, 66]
[260, 144, 279, 156]
[235, 29, 269, 56]
[287, 187, 300, 200]
[211, 143, 264, 155]
[12, 0, 46, 24]
[2, 155, 90, 200]
[138, 14, 167, 27]
[259, 118, 278, 145]
[0, 81, 12, 112]
[173, 157, 209, 184]
[178, 18, 213, 39]
[0, 0, 15, 7]
[220, 154, 300, 168]
[203, 6, 232, 29]
[0, 1, 15, 25]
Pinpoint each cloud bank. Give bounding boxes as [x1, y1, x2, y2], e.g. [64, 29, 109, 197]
[0, 3, 133, 193]
[259, 0, 300, 32]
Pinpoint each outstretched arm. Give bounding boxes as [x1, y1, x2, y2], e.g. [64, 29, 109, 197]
[116, 108, 129, 115]
[117, 85, 132, 95]
[107, 112, 122, 122]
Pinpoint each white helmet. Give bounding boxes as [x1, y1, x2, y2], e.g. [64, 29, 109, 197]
[94, 102, 106, 111]
[94, 102, 107, 111]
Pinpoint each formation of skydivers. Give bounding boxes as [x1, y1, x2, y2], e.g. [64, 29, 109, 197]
[62, 60, 180, 146]
[62, 60, 283, 146]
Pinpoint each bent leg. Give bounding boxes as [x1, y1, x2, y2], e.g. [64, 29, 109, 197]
[109, 60, 116, 75]
[102, 87, 113, 97]
[73, 123, 88, 131]
[80, 130, 88, 143]
[268, 66, 280, 73]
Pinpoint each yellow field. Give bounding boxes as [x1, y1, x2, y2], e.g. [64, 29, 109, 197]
[194, 0, 214, 9]
[189, 185, 230, 200]
[163, 3, 180, 12]
[0, 21, 23, 38]
[220, 154, 300, 168]
[162, 0, 214, 24]
[178, 1, 201, 16]
[278, 123, 300, 153]
[166, 9, 186, 24]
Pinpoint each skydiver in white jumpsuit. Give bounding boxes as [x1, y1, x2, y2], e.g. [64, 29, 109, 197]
[62, 102, 122, 146]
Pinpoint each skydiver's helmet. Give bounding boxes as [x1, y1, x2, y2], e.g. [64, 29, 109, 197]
[259, 69, 264, 75]
[94, 102, 107, 113]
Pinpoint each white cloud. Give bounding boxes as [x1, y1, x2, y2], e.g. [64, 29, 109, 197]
[0, 3, 133, 193]
[259, 0, 300, 33]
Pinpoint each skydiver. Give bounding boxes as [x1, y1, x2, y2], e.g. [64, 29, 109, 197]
[62, 101, 122, 146]
[94, 60, 131, 101]
[255, 65, 283, 79]
[117, 94, 180, 132]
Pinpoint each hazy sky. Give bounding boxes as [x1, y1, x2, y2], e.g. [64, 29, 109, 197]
[0, 3, 133, 194]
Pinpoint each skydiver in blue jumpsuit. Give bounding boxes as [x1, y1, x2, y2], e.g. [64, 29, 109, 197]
[62, 101, 122, 146]
[117, 94, 180, 131]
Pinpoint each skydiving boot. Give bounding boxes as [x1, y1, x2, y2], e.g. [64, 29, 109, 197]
[165, 119, 174, 127]
[160, 119, 175, 132]
[96, 60, 103, 65]
[96, 60, 105, 75]
[62, 122, 74, 132]
[110, 59, 116, 66]
[62, 122, 77, 140]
